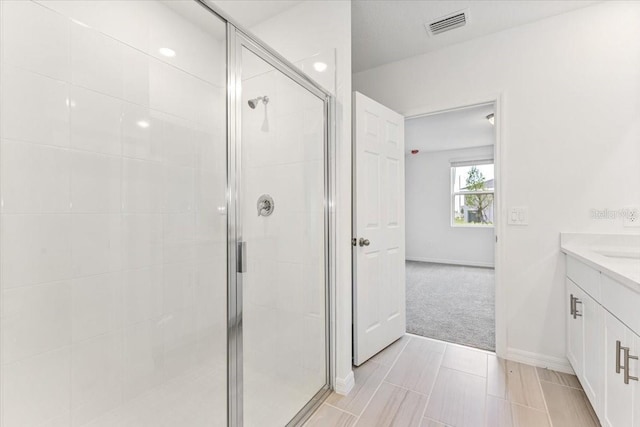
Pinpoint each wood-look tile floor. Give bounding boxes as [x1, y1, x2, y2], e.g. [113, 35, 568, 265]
[305, 334, 600, 427]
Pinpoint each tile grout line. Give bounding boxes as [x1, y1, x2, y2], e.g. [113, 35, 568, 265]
[352, 336, 412, 425]
[538, 377, 584, 391]
[417, 348, 445, 424]
[381, 380, 430, 397]
[322, 401, 359, 418]
[534, 364, 555, 427]
[510, 401, 549, 414]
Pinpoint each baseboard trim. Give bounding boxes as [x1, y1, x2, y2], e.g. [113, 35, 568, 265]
[405, 256, 494, 269]
[334, 370, 355, 395]
[506, 348, 574, 374]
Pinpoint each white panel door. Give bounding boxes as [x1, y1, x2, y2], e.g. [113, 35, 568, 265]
[353, 91, 405, 366]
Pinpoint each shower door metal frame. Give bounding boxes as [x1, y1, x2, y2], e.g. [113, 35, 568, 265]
[229, 30, 335, 427]
[195, 2, 336, 425]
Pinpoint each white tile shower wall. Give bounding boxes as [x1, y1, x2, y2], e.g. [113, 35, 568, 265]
[0, 1, 227, 426]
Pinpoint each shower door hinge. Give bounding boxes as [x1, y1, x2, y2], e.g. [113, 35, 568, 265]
[237, 241, 247, 273]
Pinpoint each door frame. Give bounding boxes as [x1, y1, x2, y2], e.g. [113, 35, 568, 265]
[400, 94, 506, 357]
[197, 1, 338, 425]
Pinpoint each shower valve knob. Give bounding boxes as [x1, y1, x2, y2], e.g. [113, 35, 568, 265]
[358, 238, 370, 247]
[257, 194, 274, 217]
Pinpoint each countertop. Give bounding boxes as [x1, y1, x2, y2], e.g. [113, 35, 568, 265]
[560, 233, 640, 292]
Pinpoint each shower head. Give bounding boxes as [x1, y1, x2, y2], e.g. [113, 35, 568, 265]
[248, 96, 269, 109]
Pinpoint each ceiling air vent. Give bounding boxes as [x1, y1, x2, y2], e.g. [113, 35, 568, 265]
[425, 9, 469, 36]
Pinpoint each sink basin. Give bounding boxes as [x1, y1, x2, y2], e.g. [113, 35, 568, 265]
[594, 249, 640, 260]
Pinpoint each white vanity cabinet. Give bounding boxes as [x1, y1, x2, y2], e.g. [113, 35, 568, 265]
[565, 255, 639, 426]
[566, 257, 606, 417]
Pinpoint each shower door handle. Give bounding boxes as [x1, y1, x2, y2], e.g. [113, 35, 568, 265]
[237, 241, 247, 273]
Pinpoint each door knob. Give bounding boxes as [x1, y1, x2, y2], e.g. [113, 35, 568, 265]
[358, 238, 370, 247]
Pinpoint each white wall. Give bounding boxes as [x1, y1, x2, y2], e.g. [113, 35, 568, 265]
[406, 145, 495, 267]
[240, 1, 354, 392]
[355, 1, 640, 368]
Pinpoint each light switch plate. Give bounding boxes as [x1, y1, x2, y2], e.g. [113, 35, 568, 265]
[508, 206, 528, 225]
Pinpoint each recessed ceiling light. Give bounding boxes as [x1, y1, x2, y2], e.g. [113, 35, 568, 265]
[313, 62, 328, 72]
[137, 120, 150, 129]
[158, 47, 176, 58]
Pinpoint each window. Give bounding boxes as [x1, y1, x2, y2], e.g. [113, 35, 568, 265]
[451, 160, 494, 226]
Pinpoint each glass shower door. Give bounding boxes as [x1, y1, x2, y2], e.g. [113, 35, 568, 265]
[237, 44, 329, 426]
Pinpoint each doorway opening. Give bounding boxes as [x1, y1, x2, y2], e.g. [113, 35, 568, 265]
[404, 103, 497, 351]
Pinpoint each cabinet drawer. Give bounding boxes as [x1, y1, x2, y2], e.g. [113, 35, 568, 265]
[567, 256, 601, 300]
[600, 275, 640, 337]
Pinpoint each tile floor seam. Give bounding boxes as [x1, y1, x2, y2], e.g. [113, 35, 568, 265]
[381, 380, 430, 397]
[534, 364, 555, 427]
[379, 336, 412, 382]
[438, 364, 489, 380]
[538, 378, 584, 391]
[426, 350, 447, 415]
[510, 400, 549, 414]
[483, 353, 490, 427]
[354, 336, 412, 423]
[322, 401, 360, 418]
[419, 350, 446, 425]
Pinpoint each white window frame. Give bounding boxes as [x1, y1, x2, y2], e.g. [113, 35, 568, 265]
[450, 159, 495, 228]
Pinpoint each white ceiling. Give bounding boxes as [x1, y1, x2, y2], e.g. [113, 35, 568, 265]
[405, 104, 495, 154]
[352, 0, 598, 72]
[211, 0, 304, 28]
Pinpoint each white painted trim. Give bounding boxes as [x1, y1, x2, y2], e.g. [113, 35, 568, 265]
[333, 370, 355, 395]
[405, 256, 494, 269]
[506, 348, 575, 375]
[403, 93, 507, 359]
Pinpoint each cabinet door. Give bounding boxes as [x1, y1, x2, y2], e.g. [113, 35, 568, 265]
[582, 291, 604, 418]
[603, 312, 633, 427]
[567, 279, 584, 374]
